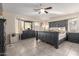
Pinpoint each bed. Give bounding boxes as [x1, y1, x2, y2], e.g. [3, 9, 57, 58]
[36, 27, 66, 49]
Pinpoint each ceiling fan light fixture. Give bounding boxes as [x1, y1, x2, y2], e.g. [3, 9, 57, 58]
[40, 8, 45, 13]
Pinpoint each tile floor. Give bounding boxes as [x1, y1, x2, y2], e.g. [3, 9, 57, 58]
[5, 38, 79, 56]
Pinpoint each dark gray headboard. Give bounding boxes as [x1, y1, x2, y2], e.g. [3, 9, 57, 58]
[49, 20, 68, 31]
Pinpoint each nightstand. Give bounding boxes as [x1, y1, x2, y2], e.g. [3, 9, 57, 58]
[67, 33, 79, 43]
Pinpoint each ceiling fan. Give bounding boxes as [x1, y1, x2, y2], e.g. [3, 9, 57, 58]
[33, 4, 52, 14]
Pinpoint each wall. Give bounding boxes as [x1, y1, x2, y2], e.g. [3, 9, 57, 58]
[48, 12, 79, 33]
[49, 17, 79, 33]
[3, 11, 79, 35]
[48, 12, 79, 22]
[68, 17, 79, 33]
[3, 11, 44, 33]
[3, 11, 17, 44]
[0, 3, 3, 15]
[3, 11, 16, 34]
[2, 11, 44, 44]
[32, 22, 41, 31]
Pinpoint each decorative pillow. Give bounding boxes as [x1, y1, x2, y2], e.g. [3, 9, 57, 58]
[49, 27, 66, 33]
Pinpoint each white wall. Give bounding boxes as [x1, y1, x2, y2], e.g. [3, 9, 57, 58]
[3, 11, 16, 34]
[2, 11, 44, 44]
[68, 17, 79, 33]
[48, 12, 79, 33]
[0, 3, 3, 15]
[48, 12, 79, 22]
[32, 22, 41, 31]
[3, 11, 79, 35]
[3, 11, 17, 44]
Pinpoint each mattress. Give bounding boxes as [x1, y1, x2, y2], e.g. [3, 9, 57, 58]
[58, 32, 66, 40]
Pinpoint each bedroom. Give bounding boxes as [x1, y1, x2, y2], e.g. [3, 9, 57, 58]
[0, 3, 79, 56]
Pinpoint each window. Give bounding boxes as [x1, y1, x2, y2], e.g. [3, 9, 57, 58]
[24, 22, 32, 30]
[16, 19, 32, 33]
[21, 21, 24, 31]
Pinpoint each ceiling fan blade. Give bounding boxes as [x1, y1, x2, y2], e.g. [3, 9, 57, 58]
[34, 9, 40, 11]
[44, 11, 48, 14]
[38, 11, 41, 14]
[45, 7, 52, 10]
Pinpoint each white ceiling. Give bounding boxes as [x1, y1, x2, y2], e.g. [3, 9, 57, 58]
[2, 3, 79, 20]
